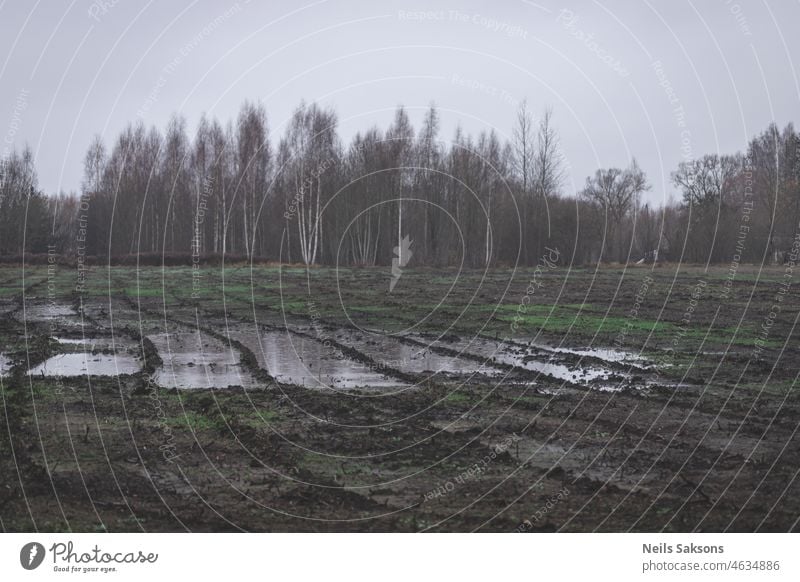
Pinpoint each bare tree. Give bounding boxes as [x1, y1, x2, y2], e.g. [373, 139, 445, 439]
[82, 135, 106, 197]
[513, 100, 535, 193]
[582, 159, 649, 262]
[672, 154, 738, 208]
[235, 102, 271, 257]
[48, 191, 80, 253]
[533, 108, 565, 200]
[20, 99, 800, 270]
[512, 100, 535, 263]
[413, 104, 443, 264]
[0, 146, 48, 254]
[476, 130, 504, 266]
[162, 115, 192, 252]
[386, 106, 414, 265]
[532, 108, 565, 260]
[279, 102, 338, 265]
[344, 127, 385, 266]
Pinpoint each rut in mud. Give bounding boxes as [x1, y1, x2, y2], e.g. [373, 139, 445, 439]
[3, 264, 800, 533]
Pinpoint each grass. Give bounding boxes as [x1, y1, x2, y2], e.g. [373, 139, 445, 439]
[349, 305, 394, 313]
[3, 263, 798, 359]
[444, 391, 472, 405]
[164, 411, 225, 431]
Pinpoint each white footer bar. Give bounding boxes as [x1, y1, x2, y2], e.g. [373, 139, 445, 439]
[1, 533, 796, 581]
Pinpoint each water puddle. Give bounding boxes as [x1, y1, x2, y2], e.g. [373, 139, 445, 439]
[0, 353, 12, 376]
[523, 359, 612, 384]
[29, 352, 141, 377]
[24, 303, 86, 329]
[26, 333, 143, 377]
[55, 337, 93, 346]
[331, 329, 502, 377]
[527, 342, 644, 365]
[411, 334, 629, 390]
[228, 328, 407, 389]
[148, 331, 260, 389]
[226, 322, 640, 390]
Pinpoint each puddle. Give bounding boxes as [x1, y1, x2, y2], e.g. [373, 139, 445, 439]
[24, 303, 86, 329]
[26, 333, 143, 377]
[231, 323, 639, 391]
[55, 337, 93, 346]
[28, 353, 141, 377]
[228, 328, 407, 389]
[331, 329, 502, 377]
[148, 331, 261, 389]
[527, 342, 643, 365]
[412, 335, 628, 390]
[0, 353, 12, 376]
[521, 359, 611, 384]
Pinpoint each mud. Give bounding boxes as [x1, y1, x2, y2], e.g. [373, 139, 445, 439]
[410, 333, 642, 391]
[3, 264, 800, 533]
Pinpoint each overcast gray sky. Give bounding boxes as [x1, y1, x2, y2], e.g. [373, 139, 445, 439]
[1, 0, 798, 204]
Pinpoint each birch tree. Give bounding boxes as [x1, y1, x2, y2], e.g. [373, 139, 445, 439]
[386, 107, 414, 264]
[281, 102, 338, 265]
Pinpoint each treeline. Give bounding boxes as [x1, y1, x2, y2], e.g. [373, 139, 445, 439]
[1, 99, 799, 267]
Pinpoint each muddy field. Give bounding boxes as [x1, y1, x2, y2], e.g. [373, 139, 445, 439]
[1, 262, 799, 532]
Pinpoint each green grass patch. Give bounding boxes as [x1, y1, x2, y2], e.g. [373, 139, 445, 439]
[444, 391, 472, 405]
[349, 305, 393, 313]
[164, 411, 224, 431]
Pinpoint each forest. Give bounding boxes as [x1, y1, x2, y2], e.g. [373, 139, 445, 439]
[1, 99, 798, 267]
